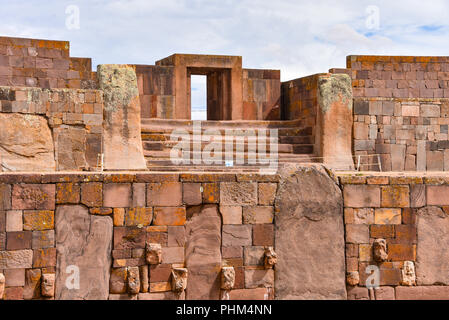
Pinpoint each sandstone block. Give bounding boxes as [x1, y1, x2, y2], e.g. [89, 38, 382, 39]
[245, 269, 274, 289]
[396, 286, 449, 300]
[346, 224, 369, 244]
[202, 183, 219, 203]
[23, 210, 54, 230]
[125, 208, 152, 227]
[426, 186, 449, 206]
[4, 268, 25, 287]
[374, 286, 395, 300]
[153, 207, 186, 226]
[381, 186, 410, 207]
[0, 249, 33, 269]
[220, 182, 257, 206]
[0, 184, 11, 210]
[33, 248, 56, 268]
[410, 185, 426, 208]
[114, 227, 146, 250]
[182, 183, 202, 205]
[252, 224, 274, 246]
[243, 206, 274, 224]
[161, 247, 184, 264]
[374, 208, 402, 224]
[32, 230, 55, 249]
[132, 183, 146, 207]
[6, 210, 22, 231]
[56, 183, 80, 204]
[343, 185, 380, 208]
[229, 288, 268, 300]
[7, 231, 32, 250]
[110, 268, 127, 294]
[244, 246, 265, 266]
[258, 183, 277, 205]
[12, 184, 55, 210]
[41, 273, 55, 298]
[220, 206, 242, 224]
[23, 269, 41, 300]
[222, 225, 252, 247]
[139, 265, 149, 293]
[81, 182, 103, 207]
[167, 226, 185, 247]
[147, 182, 182, 207]
[103, 184, 131, 208]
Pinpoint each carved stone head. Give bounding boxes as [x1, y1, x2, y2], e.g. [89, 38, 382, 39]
[264, 246, 278, 269]
[171, 268, 188, 293]
[373, 239, 388, 262]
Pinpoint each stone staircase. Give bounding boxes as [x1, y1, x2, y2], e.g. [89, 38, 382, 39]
[141, 118, 318, 171]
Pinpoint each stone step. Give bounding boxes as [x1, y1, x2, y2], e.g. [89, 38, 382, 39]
[143, 141, 303, 153]
[141, 125, 312, 137]
[143, 149, 314, 159]
[141, 118, 304, 129]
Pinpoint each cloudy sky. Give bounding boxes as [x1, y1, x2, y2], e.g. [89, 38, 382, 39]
[1, 0, 449, 113]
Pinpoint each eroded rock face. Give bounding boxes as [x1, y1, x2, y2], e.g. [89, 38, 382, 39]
[373, 239, 388, 262]
[55, 205, 113, 300]
[97, 64, 147, 170]
[0, 113, 55, 171]
[41, 273, 55, 297]
[416, 206, 449, 285]
[221, 267, 235, 290]
[274, 164, 346, 300]
[0, 273, 5, 299]
[127, 267, 140, 295]
[402, 261, 416, 286]
[185, 205, 222, 300]
[171, 268, 188, 293]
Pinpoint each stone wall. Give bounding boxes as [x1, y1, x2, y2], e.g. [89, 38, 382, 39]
[0, 36, 96, 89]
[353, 97, 449, 171]
[0, 86, 103, 171]
[242, 69, 281, 120]
[0, 172, 278, 300]
[347, 55, 449, 99]
[340, 173, 449, 300]
[135, 65, 175, 119]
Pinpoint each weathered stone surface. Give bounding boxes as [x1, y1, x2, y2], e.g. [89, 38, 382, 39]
[23, 269, 41, 300]
[12, 184, 55, 210]
[81, 182, 102, 207]
[401, 261, 416, 286]
[229, 288, 268, 300]
[221, 267, 235, 290]
[0, 184, 11, 210]
[396, 286, 449, 300]
[185, 205, 222, 300]
[0, 249, 33, 269]
[125, 208, 153, 227]
[182, 183, 202, 205]
[346, 271, 359, 286]
[0, 273, 4, 299]
[6, 210, 22, 231]
[145, 243, 162, 265]
[343, 185, 380, 208]
[127, 266, 140, 295]
[219, 206, 242, 225]
[171, 268, 188, 293]
[274, 164, 346, 300]
[103, 183, 131, 208]
[41, 273, 55, 298]
[244, 246, 265, 266]
[253, 224, 274, 246]
[373, 239, 388, 262]
[416, 206, 449, 285]
[23, 210, 54, 230]
[243, 206, 274, 224]
[245, 269, 274, 289]
[4, 268, 25, 287]
[220, 182, 257, 206]
[374, 286, 395, 300]
[54, 126, 88, 171]
[264, 246, 277, 269]
[258, 183, 277, 205]
[0, 113, 55, 171]
[317, 74, 354, 170]
[110, 267, 127, 294]
[222, 225, 252, 247]
[55, 205, 113, 300]
[98, 64, 147, 170]
[139, 265, 149, 293]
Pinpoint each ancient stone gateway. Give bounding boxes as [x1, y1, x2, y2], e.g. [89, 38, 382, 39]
[274, 164, 347, 300]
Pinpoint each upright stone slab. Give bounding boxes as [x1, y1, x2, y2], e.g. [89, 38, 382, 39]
[416, 207, 449, 285]
[316, 74, 354, 170]
[0, 113, 55, 171]
[185, 205, 222, 300]
[274, 164, 346, 300]
[55, 205, 112, 300]
[97, 64, 147, 170]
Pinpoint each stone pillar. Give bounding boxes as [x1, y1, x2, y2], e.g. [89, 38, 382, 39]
[97, 64, 147, 170]
[316, 74, 354, 170]
[274, 164, 347, 300]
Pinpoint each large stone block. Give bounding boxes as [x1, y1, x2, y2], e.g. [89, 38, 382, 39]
[426, 186, 449, 206]
[53, 126, 88, 171]
[274, 164, 346, 300]
[416, 206, 449, 285]
[185, 205, 222, 300]
[55, 205, 113, 300]
[0, 249, 33, 269]
[220, 182, 257, 206]
[97, 64, 147, 170]
[343, 185, 380, 208]
[0, 113, 56, 171]
[103, 183, 131, 208]
[12, 184, 55, 210]
[147, 182, 182, 207]
[222, 225, 252, 247]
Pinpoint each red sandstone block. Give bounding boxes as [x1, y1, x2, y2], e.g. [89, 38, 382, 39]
[147, 182, 182, 207]
[4, 268, 25, 287]
[388, 244, 416, 261]
[132, 183, 146, 207]
[4, 287, 24, 300]
[113, 227, 146, 250]
[161, 247, 184, 264]
[146, 231, 168, 247]
[229, 288, 268, 300]
[370, 225, 395, 238]
[252, 224, 274, 246]
[81, 182, 102, 207]
[7, 231, 32, 250]
[343, 185, 380, 208]
[396, 286, 449, 300]
[347, 287, 370, 300]
[56, 183, 80, 204]
[202, 183, 219, 203]
[182, 183, 202, 206]
[103, 183, 131, 208]
[33, 248, 56, 268]
[152, 207, 186, 226]
[426, 185, 449, 206]
[381, 186, 410, 208]
[149, 264, 172, 283]
[12, 184, 55, 210]
[346, 224, 369, 244]
[375, 287, 395, 300]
